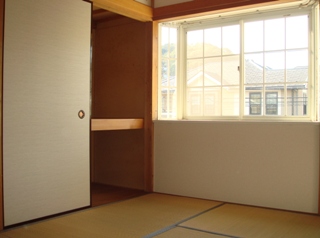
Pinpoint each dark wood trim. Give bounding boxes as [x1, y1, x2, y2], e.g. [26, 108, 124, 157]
[144, 21, 154, 192]
[143, 21, 158, 192]
[153, 0, 298, 21]
[90, 28, 96, 185]
[151, 21, 158, 121]
[92, 9, 120, 23]
[0, 0, 4, 231]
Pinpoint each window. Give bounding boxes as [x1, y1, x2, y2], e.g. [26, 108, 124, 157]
[265, 92, 278, 115]
[249, 92, 261, 115]
[159, 3, 319, 121]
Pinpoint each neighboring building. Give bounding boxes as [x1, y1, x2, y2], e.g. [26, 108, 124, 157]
[162, 58, 308, 117]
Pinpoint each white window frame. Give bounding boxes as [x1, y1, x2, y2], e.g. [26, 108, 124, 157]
[158, 2, 319, 122]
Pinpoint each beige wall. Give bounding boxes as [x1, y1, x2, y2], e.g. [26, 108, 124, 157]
[154, 121, 319, 213]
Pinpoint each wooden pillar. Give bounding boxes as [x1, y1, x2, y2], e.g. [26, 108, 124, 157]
[144, 21, 156, 192]
[0, 0, 4, 230]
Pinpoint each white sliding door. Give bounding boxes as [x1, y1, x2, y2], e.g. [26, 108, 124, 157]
[3, 0, 91, 226]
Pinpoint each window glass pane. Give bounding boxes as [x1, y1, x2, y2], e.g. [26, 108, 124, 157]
[245, 53, 263, 84]
[222, 25, 240, 55]
[161, 88, 177, 118]
[265, 51, 285, 83]
[187, 30, 203, 58]
[249, 92, 262, 115]
[204, 57, 221, 86]
[244, 87, 262, 115]
[169, 28, 177, 58]
[264, 86, 284, 116]
[222, 86, 239, 116]
[161, 27, 169, 57]
[187, 88, 202, 116]
[160, 25, 178, 120]
[161, 89, 169, 118]
[169, 60, 177, 86]
[187, 59, 203, 86]
[286, 50, 308, 83]
[204, 87, 221, 116]
[265, 92, 278, 115]
[244, 21, 263, 53]
[161, 59, 168, 86]
[265, 18, 285, 51]
[286, 15, 308, 49]
[222, 55, 239, 85]
[170, 89, 177, 118]
[204, 27, 221, 57]
[287, 86, 308, 116]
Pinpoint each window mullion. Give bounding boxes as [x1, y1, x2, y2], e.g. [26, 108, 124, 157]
[202, 30, 205, 116]
[284, 17, 288, 117]
[240, 20, 245, 119]
[178, 26, 185, 120]
[220, 28, 223, 117]
[263, 20, 266, 116]
[310, 4, 319, 121]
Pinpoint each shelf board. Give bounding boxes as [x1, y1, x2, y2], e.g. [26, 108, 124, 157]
[91, 119, 144, 131]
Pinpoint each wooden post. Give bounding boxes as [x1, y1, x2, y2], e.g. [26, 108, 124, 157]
[144, 21, 155, 192]
[0, 0, 4, 230]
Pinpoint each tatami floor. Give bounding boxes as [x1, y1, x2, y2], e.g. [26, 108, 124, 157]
[1, 193, 320, 238]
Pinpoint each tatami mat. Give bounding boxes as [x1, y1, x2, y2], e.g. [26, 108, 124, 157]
[0, 193, 221, 238]
[181, 203, 320, 238]
[154, 227, 228, 237]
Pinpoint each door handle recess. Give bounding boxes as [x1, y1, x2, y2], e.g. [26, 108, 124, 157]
[78, 110, 85, 119]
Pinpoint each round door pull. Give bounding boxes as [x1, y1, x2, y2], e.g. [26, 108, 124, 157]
[78, 110, 85, 119]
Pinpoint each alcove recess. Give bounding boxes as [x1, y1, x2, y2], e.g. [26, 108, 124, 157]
[91, 10, 153, 193]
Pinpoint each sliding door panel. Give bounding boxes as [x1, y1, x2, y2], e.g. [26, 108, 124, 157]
[3, 0, 91, 226]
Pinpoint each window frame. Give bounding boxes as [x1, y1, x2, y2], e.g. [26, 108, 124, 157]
[158, 3, 319, 122]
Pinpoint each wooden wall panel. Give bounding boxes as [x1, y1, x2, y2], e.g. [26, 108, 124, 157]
[92, 18, 145, 119]
[93, 130, 145, 189]
[92, 17, 151, 190]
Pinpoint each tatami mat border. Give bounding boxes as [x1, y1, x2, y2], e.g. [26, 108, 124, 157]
[144, 203, 225, 238]
[178, 226, 240, 238]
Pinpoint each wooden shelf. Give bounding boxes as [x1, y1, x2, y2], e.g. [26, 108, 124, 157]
[91, 119, 144, 131]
